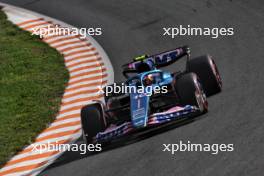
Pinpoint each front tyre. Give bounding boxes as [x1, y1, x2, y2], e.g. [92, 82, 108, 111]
[188, 55, 222, 96]
[175, 73, 208, 113]
[81, 103, 106, 144]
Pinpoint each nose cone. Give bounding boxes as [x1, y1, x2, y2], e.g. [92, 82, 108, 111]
[130, 92, 150, 128]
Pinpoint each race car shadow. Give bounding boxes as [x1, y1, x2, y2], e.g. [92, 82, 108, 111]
[44, 113, 207, 172]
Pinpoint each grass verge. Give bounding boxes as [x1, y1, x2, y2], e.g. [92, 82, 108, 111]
[0, 9, 68, 166]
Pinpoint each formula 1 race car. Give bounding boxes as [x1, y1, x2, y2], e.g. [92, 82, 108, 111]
[81, 46, 222, 144]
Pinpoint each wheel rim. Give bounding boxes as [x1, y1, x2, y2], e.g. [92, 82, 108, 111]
[194, 75, 208, 112]
[82, 130, 88, 143]
[209, 57, 222, 89]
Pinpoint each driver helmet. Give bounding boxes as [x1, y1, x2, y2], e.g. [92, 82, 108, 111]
[144, 74, 154, 86]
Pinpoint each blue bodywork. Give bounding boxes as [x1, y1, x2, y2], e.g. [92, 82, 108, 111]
[127, 69, 173, 128]
[94, 47, 200, 142]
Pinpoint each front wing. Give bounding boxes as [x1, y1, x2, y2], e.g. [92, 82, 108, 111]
[94, 105, 199, 142]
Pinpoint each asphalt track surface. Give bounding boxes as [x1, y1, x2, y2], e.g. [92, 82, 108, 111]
[1, 0, 264, 176]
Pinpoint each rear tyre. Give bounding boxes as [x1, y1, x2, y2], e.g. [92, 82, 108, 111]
[188, 55, 222, 96]
[81, 104, 106, 143]
[175, 73, 208, 113]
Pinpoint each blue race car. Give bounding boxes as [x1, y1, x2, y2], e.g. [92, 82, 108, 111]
[81, 46, 222, 143]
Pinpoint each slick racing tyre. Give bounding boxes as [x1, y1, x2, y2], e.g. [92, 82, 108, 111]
[81, 103, 106, 143]
[188, 55, 222, 96]
[175, 73, 208, 113]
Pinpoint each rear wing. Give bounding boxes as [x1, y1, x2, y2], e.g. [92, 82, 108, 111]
[122, 46, 190, 78]
[150, 46, 190, 68]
